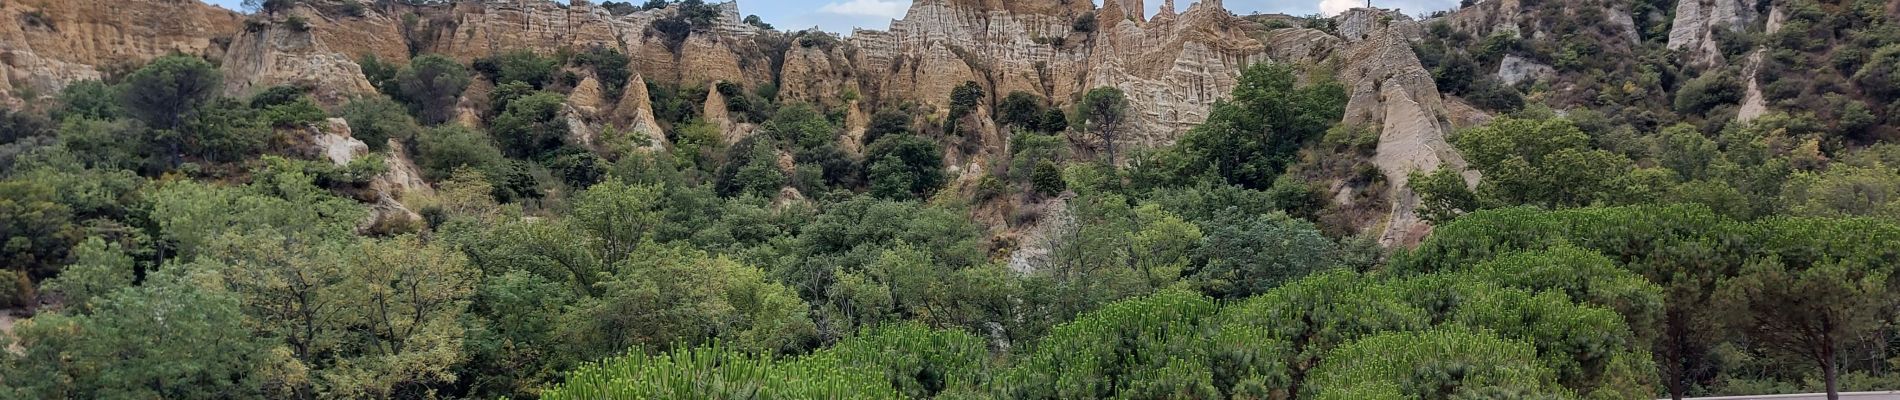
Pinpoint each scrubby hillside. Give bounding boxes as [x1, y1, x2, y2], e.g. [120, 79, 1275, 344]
[3, 0, 1900, 399]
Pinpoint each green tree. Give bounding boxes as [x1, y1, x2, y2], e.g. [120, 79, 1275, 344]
[322, 236, 477, 399]
[490, 91, 569, 159]
[1173, 63, 1347, 189]
[1852, 44, 1900, 98]
[1651, 123, 1723, 182]
[0, 267, 282, 399]
[1000, 289, 1221, 399]
[1192, 211, 1336, 299]
[394, 54, 472, 125]
[997, 91, 1048, 131]
[56, 80, 122, 121]
[562, 245, 816, 358]
[1780, 165, 1900, 218]
[1030, 160, 1066, 195]
[476, 50, 560, 89]
[1672, 69, 1743, 115]
[120, 55, 222, 130]
[146, 174, 364, 261]
[762, 103, 837, 150]
[414, 126, 505, 181]
[1215, 270, 1430, 399]
[945, 81, 986, 135]
[1454, 116, 1633, 208]
[574, 45, 633, 99]
[177, 98, 272, 163]
[864, 108, 912, 146]
[1717, 257, 1893, 400]
[0, 179, 83, 280]
[1080, 86, 1129, 164]
[1040, 107, 1070, 133]
[1411, 167, 1478, 223]
[459, 270, 579, 398]
[340, 96, 421, 151]
[568, 180, 665, 263]
[864, 134, 944, 200]
[1305, 328, 1567, 399]
[40, 237, 135, 314]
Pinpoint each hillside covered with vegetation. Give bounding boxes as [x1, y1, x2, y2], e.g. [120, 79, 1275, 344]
[2, 0, 1900, 399]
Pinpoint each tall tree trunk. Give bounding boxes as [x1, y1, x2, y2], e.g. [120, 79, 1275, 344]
[1666, 307, 1688, 400]
[1825, 357, 1840, 400]
[1824, 326, 1840, 400]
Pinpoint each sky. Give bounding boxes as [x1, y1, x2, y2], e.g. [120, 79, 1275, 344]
[200, 0, 1461, 34]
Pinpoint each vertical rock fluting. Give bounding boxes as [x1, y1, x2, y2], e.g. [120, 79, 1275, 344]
[220, 11, 380, 107]
[838, 0, 1269, 149]
[1667, 0, 1757, 67]
[0, 0, 1495, 247]
[1082, 1, 1267, 147]
[1335, 16, 1474, 247]
[0, 0, 241, 106]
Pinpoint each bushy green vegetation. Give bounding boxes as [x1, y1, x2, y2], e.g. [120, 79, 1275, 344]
[7, 6, 1900, 398]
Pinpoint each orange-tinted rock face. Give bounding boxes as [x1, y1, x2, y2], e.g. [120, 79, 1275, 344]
[0, 0, 1493, 247]
[0, 0, 242, 106]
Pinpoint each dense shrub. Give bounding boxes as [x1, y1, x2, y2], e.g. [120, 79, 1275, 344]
[340, 96, 421, 151]
[1673, 69, 1744, 115]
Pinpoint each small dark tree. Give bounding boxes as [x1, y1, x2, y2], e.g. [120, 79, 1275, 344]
[997, 91, 1047, 132]
[864, 134, 945, 200]
[341, 96, 421, 151]
[744, 15, 774, 30]
[1073, 11, 1098, 32]
[490, 92, 569, 159]
[394, 54, 471, 125]
[575, 46, 633, 99]
[120, 55, 223, 131]
[865, 109, 912, 146]
[1039, 108, 1069, 133]
[241, 0, 299, 15]
[1080, 87, 1128, 164]
[247, 85, 309, 109]
[1031, 160, 1066, 195]
[946, 81, 986, 135]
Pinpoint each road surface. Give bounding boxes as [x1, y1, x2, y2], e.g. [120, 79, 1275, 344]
[1671, 392, 1900, 400]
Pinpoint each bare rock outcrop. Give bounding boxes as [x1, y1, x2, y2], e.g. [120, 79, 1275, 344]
[0, 0, 241, 106]
[1337, 8, 1421, 42]
[776, 40, 858, 109]
[300, 118, 427, 231]
[417, 1, 767, 86]
[1736, 49, 1769, 123]
[841, 100, 869, 155]
[1079, 1, 1268, 147]
[221, 17, 379, 107]
[1668, 0, 1757, 66]
[1497, 54, 1555, 85]
[841, 0, 1265, 148]
[613, 74, 668, 151]
[1336, 24, 1474, 247]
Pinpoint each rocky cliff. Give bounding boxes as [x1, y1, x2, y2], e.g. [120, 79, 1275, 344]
[1668, 0, 1756, 67]
[0, 0, 241, 108]
[0, 0, 1504, 246]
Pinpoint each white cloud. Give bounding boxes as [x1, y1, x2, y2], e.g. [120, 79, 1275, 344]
[1317, 0, 1362, 16]
[818, 0, 909, 19]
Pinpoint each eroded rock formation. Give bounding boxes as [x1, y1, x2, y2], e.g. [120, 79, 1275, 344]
[0, 0, 241, 107]
[0, 0, 1514, 246]
[1668, 0, 1757, 67]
